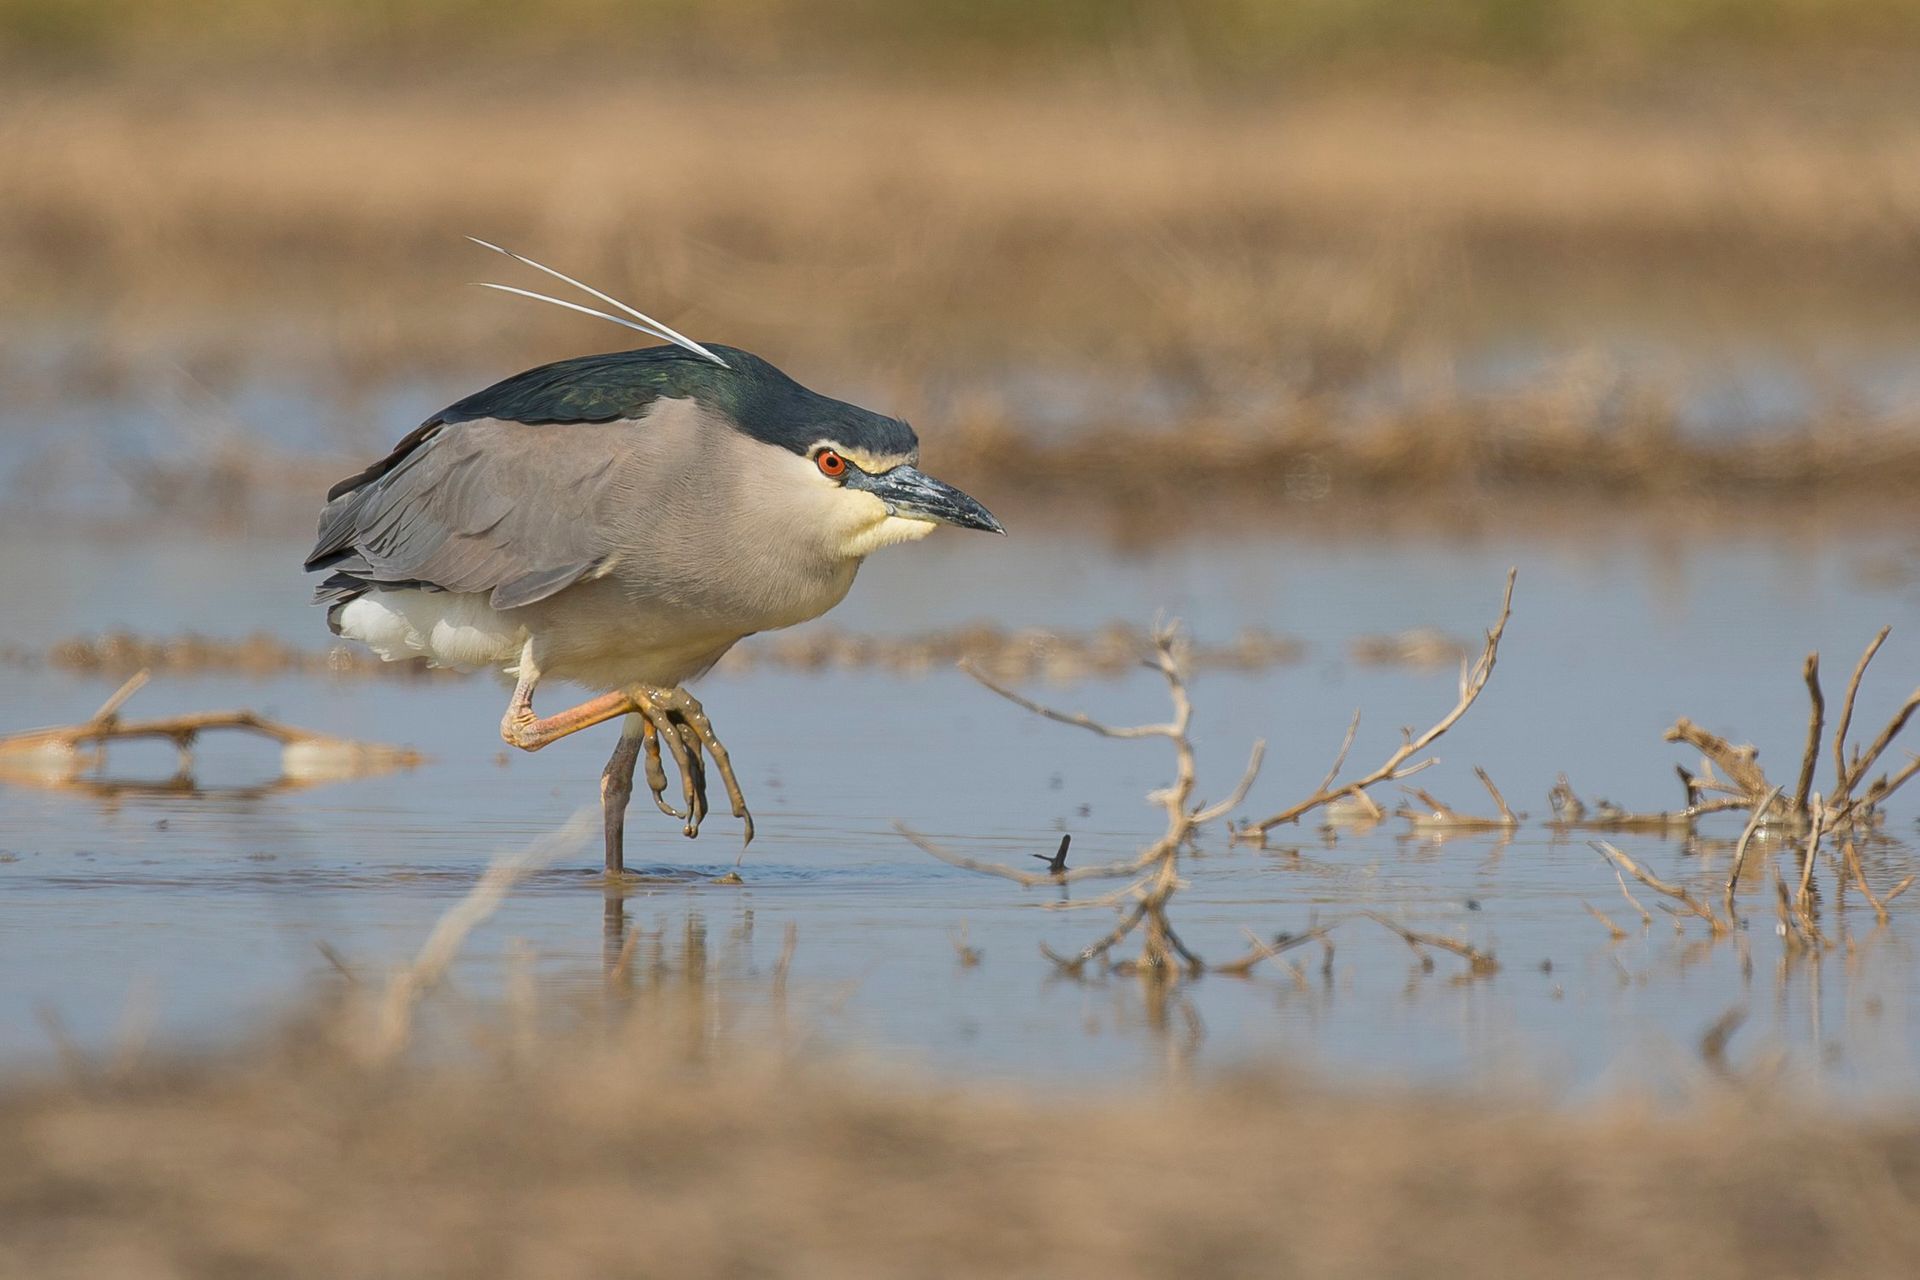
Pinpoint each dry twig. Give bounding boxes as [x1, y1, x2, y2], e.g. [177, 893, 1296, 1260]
[1662, 720, 1773, 807]
[1583, 901, 1628, 942]
[1793, 653, 1824, 816]
[1656, 628, 1915, 834]
[1546, 775, 1694, 832]
[1593, 841, 1727, 936]
[1831, 627, 1891, 809]
[1394, 767, 1522, 831]
[361, 811, 596, 1060]
[1237, 569, 1515, 842]
[1211, 925, 1338, 978]
[1723, 785, 1783, 914]
[0, 670, 421, 788]
[1361, 911, 1499, 975]
[903, 622, 1267, 976]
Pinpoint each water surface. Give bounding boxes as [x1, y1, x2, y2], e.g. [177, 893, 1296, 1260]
[4, 521, 1918, 1101]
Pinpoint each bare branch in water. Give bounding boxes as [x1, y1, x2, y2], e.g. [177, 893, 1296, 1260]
[1362, 911, 1499, 975]
[1793, 653, 1824, 816]
[1832, 626, 1891, 808]
[1593, 841, 1727, 936]
[0, 669, 422, 790]
[1723, 785, 1784, 915]
[1661, 627, 1915, 835]
[1662, 720, 1772, 805]
[1238, 568, 1516, 841]
[906, 622, 1286, 976]
[1210, 925, 1338, 978]
[1583, 901, 1628, 942]
[1395, 767, 1522, 832]
[959, 662, 1172, 740]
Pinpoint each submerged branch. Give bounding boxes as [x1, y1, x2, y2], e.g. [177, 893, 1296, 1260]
[1594, 841, 1727, 936]
[1362, 911, 1499, 975]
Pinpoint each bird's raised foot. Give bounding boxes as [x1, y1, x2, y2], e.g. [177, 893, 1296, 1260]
[624, 685, 755, 846]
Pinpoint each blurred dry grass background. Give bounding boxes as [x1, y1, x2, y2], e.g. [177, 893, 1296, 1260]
[5, 2, 1920, 524]
[6, 999, 1920, 1279]
[2, 2, 1918, 410]
[7, 0, 1920, 72]
[10, 63, 1920, 522]
[8, 71, 1920, 388]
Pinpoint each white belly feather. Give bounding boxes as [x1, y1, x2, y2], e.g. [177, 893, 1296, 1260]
[335, 590, 525, 670]
[332, 578, 781, 692]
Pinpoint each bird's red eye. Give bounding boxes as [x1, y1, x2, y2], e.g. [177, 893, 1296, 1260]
[816, 450, 848, 478]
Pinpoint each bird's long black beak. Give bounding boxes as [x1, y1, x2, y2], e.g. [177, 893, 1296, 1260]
[855, 465, 1005, 534]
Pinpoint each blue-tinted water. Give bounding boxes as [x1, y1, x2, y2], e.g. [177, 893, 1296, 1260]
[2, 515, 1917, 1102]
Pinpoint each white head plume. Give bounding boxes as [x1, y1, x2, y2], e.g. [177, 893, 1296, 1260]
[467, 237, 730, 369]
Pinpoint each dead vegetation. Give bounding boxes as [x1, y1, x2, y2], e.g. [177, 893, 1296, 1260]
[14, 1008, 1920, 1280]
[900, 622, 1270, 977]
[1234, 569, 1516, 844]
[15, 623, 1306, 684]
[901, 573, 1919, 982]
[1394, 767, 1523, 834]
[0, 670, 421, 790]
[27, 630, 431, 679]
[1573, 626, 1920, 947]
[1388, 623, 1920, 957]
[12, 75, 1920, 533]
[12, 73, 1920, 384]
[902, 571, 1516, 978]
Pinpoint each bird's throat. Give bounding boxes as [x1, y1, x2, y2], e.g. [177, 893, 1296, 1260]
[838, 513, 937, 560]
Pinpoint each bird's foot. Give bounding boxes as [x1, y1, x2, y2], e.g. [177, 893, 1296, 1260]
[500, 703, 542, 751]
[626, 686, 755, 846]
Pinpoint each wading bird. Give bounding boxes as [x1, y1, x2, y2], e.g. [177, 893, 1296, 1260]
[306, 243, 1003, 873]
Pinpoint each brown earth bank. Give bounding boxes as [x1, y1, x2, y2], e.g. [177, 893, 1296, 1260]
[27, 411, 1920, 540]
[8, 71, 1920, 536]
[6, 70, 1920, 399]
[4, 1025, 1919, 1279]
[9, 0, 1920, 75]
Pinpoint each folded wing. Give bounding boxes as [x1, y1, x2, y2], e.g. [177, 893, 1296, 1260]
[306, 419, 627, 611]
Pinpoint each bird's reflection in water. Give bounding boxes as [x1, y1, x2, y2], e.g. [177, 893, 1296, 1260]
[585, 899, 794, 1065]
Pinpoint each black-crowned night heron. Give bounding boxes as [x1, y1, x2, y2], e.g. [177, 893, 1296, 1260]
[305, 244, 1002, 874]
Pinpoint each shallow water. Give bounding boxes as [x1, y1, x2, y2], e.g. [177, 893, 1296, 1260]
[3, 517, 1919, 1101]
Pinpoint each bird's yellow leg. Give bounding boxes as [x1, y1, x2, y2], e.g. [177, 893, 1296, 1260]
[500, 677, 637, 752]
[499, 665, 752, 849]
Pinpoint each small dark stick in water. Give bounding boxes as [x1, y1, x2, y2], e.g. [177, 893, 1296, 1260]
[1033, 834, 1071, 876]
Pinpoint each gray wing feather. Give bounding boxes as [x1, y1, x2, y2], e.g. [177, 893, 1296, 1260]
[490, 561, 605, 610]
[307, 420, 622, 610]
